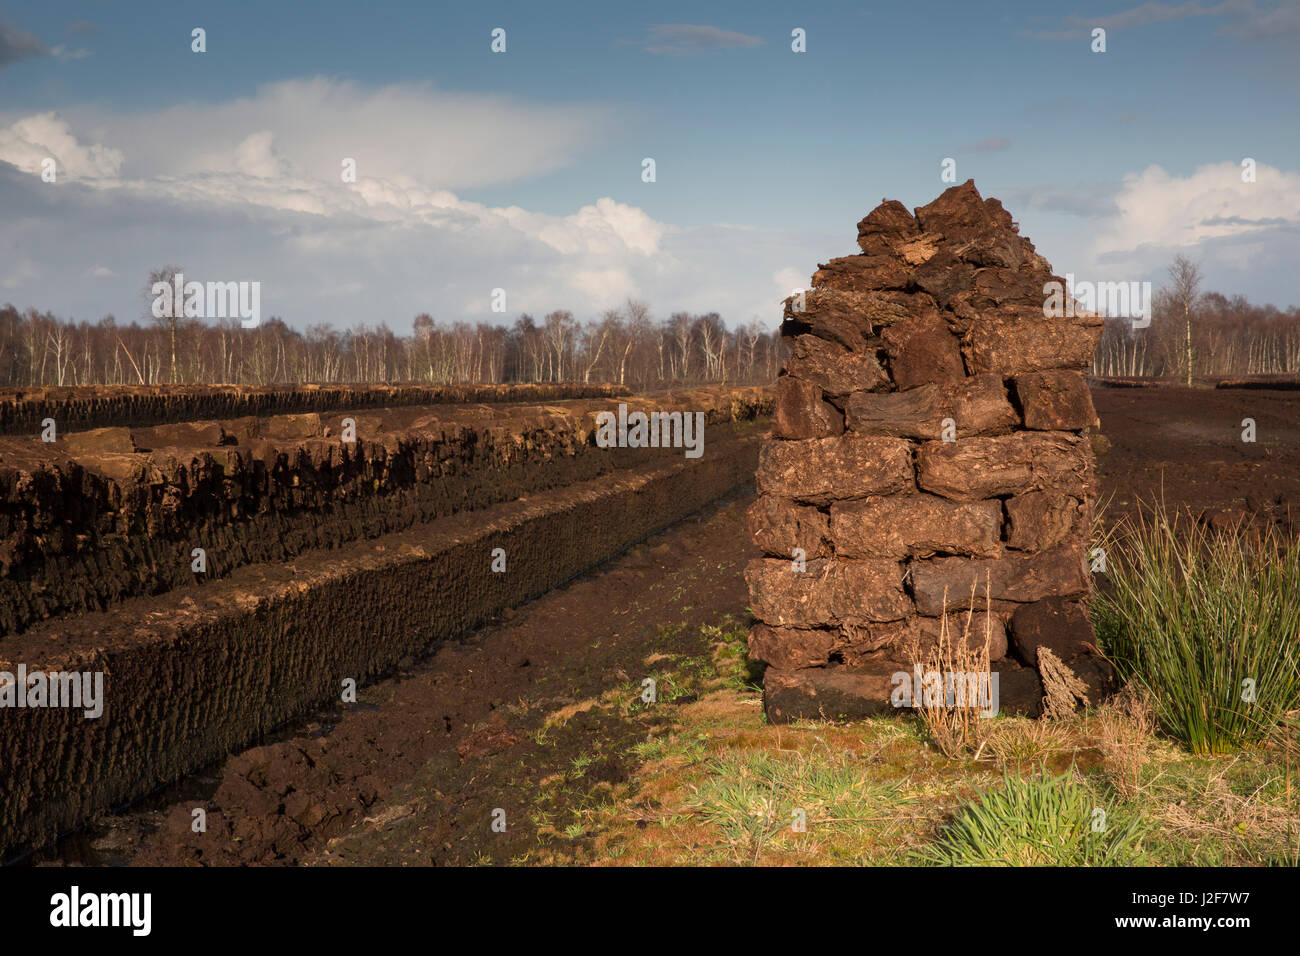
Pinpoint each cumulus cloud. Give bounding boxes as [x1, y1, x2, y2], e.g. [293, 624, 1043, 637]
[0, 81, 799, 329]
[0, 80, 637, 247]
[0, 113, 124, 178]
[232, 131, 291, 180]
[497, 197, 665, 257]
[24, 77, 605, 191]
[1092, 160, 1300, 256]
[1053, 159, 1300, 301]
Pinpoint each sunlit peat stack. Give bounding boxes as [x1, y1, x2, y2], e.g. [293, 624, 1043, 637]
[746, 180, 1112, 722]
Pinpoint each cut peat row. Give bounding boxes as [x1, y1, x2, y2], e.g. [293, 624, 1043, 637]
[0, 388, 768, 636]
[0, 387, 771, 861]
[0, 382, 633, 435]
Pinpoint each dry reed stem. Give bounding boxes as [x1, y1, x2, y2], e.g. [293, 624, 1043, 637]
[906, 574, 995, 758]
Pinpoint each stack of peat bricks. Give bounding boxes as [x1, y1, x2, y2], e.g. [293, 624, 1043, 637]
[746, 180, 1115, 723]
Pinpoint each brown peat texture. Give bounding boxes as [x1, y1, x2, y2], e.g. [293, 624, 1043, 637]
[0, 384, 771, 860]
[747, 181, 1110, 723]
[0, 382, 632, 436]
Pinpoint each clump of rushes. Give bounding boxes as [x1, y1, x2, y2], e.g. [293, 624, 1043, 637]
[1093, 505, 1300, 755]
[922, 767, 1149, 866]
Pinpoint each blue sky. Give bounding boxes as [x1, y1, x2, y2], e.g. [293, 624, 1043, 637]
[2, 0, 1299, 331]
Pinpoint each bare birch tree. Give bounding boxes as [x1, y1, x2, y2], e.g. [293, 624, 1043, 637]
[1168, 255, 1202, 387]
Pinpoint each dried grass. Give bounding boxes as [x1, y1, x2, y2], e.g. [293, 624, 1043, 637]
[906, 576, 995, 758]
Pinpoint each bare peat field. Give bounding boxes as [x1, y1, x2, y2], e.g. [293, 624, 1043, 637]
[1091, 383, 1300, 530]
[3, 383, 1292, 867]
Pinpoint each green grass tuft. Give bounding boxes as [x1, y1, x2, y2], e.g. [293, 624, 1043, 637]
[922, 767, 1150, 866]
[1093, 506, 1300, 754]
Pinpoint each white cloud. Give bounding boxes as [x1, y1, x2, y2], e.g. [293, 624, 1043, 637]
[497, 197, 664, 257]
[0, 112, 123, 178]
[571, 267, 639, 303]
[0, 82, 667, 276]
[773, 267, 807, 296]
[1091, 160, 1300, 257]
[0, 82, 801, 329]
[232, 131, 290, 179]
[47, 77, 604, 191]
[1023, 159, 1300, 305]
[0, 89, 660, 278]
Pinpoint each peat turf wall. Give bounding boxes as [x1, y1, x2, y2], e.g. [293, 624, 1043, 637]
[745, 181, 1113, 722]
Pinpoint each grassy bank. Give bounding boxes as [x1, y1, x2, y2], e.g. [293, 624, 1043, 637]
[498, 614, 1300, 866]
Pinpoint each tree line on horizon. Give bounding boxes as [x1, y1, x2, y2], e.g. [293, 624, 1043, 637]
[0, 297, 787, 390]
[3, 257, 1297, 389]
[1091, 256, 1300, 381]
